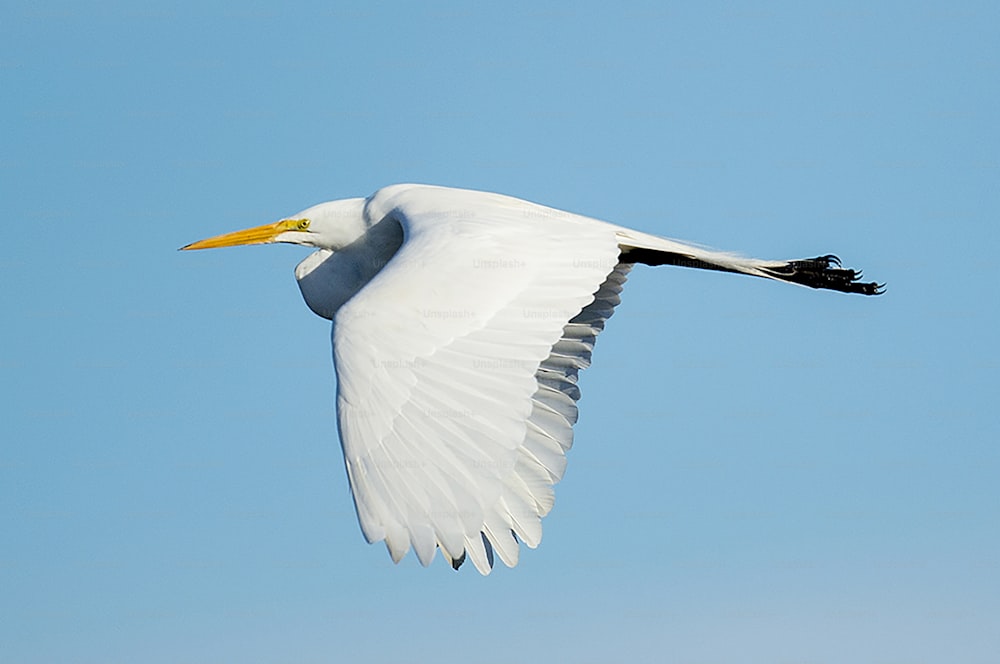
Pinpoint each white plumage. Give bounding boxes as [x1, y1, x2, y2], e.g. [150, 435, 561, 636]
[183, 183, 882, 574]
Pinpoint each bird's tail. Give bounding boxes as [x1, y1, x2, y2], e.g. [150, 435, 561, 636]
[615, 229, 884, 295]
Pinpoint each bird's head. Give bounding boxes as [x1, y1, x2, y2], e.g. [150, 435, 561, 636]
[181, 197, 368, 252]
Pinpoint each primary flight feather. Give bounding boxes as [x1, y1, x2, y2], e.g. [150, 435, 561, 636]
[182, 183, 882, 574]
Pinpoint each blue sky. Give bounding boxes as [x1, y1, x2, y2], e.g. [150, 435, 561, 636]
[3, 1, 998, 662]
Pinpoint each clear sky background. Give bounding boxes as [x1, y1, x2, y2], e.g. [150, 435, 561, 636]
[3, 1, 998, 662]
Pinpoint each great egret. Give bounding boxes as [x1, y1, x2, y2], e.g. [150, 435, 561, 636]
[182, 183, 882, 574]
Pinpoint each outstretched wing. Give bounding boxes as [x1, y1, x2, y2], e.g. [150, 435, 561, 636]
[331, 185, 626, 573]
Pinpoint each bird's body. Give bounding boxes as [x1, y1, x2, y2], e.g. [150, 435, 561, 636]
[183, 183, 882, 574]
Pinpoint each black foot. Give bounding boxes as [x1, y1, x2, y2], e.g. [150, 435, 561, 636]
[765, 255, 885, 295]
[451, 549, 466, 571]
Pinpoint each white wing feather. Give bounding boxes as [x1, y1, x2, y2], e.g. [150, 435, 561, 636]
[332, 185, 625, 573]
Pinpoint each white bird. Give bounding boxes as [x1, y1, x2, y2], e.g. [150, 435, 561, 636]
[182, 183, 882, 574]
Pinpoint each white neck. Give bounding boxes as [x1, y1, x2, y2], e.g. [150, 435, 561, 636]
[293, 215, 404, 320]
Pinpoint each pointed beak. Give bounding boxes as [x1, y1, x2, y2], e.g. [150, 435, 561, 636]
[180, 218, 308, 251]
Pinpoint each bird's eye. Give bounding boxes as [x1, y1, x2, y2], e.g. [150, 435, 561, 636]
[297, 219, 311, 231]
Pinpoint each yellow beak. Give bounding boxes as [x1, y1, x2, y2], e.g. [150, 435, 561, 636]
[180, 218, 309, 251]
